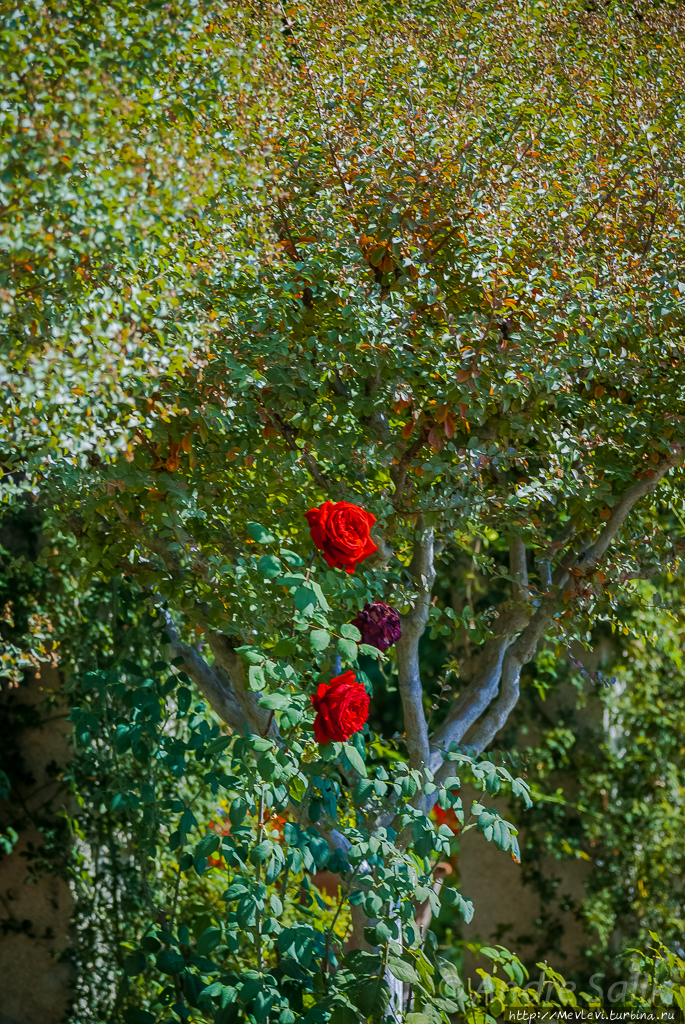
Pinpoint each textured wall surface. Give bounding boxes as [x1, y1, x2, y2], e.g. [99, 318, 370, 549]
[0, 666, 73, 1024]
[459, 670, 606, 983]
[460, 790, 591, 979]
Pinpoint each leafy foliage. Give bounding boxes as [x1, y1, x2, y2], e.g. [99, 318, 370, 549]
[3, 0, 685, 1021]
[58, 580, 536, 1021]
[504, 568, 685, 968]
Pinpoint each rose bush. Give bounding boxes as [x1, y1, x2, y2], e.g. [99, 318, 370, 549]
[305, 501, 377, 573]
[311, 670, 370, 743]
[351, 601, 402, 652]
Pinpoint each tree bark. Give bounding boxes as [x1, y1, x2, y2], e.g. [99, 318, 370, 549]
[395, 519, 435, 777]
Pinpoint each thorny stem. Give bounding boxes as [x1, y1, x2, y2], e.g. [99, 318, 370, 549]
[168, 860, 183, 933]
[322, 864, 361, 993]
[256, 785, 265, 973]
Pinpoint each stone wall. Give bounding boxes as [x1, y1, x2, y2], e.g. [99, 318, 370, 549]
[459, 664, 609, 982]
[459, 785, 591, 977]
[0, 666, 73, 1024]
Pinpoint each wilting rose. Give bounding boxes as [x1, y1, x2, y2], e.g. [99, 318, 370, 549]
[311, 670, 370, 744]
[351, 602, 402, 652]
[305, 500, 377, 573]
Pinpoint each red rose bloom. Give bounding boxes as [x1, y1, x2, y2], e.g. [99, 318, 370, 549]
[305, 501, 377, 574]
[311, 670, 370, 744]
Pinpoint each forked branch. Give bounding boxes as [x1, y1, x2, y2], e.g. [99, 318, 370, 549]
[431, 455, 681, 760]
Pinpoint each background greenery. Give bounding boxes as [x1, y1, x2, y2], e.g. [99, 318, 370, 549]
[3, 0, 685, 1021]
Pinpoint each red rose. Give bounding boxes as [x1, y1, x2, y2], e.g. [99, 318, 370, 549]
[311, 670, 370, 744]
[305, 500, 377, 574]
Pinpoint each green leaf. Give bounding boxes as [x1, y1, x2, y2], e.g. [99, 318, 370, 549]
[512, 777, 533, 808]
[196, 925, 222, 955]
[202, 981, 226, 998]
[270, 893, 283, 916]
[329, 1006, 360, 1024]
[294, 586, 316, 615]
[272, 637, 298, 657]
[352, 778, 373, 803]
[441, 886, 460, 906]
[358, 643, 382, 659]
[342, 950, 383, 976]
[229, 798, 248, 826]
[124, 1010, 155, 1024]
[289, 776, 306, 803]
[349, 977, 391, 1018]
[258, 554, 282, 578]
[247, 522, 276, 544]
[341, 623, 362, 641]
[223, 880, 249, 900]
[216, 1003, 240, 1024]
[249, 840, 274, 864]
[235, 647, 265, 665]
[440, 885, 474, 922]
[195, 834, 220, 858]
[205, 736, 232, 756]
[259, 692, 291, 710]
[123, 949, 146, 977]
[248, 664, 265, 691]
[387, 956, 420, 984]
[275, 573, 306, 588]
[493, 819, 512, 851]
[156, 949, 186, 974]
[337, 637, 358, 662]
[310, 580, 331, 611]
[177, 687, 192, 716]
[437, 997, 464, 1014]
[343, 743, 367, 778]
[310, 628, 331, 651]
[476, 807, 498, 835]
[236, 895, 258, 928]
[438, 957, 462, 989]
[459, 894, 474, 923]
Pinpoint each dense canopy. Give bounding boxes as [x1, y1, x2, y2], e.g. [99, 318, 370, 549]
[3, 0, 685, 1021]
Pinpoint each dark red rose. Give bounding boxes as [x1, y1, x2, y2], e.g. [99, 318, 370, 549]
[305, 501, 377, 574]
[351, 602, 402, 652]
[311, 670, 370, 744]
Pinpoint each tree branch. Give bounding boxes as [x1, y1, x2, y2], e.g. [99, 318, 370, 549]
[433, 456, 681, 761]
[390, 427, 429, 511]
[463, 652, 522, 754]
[574, 455, 680, 574]
[270, 411, 332, 492]
[429, 537, 532, 769]
[618, 563, 662, 582]
[509, 535, 528, 603]
[171, 644, 246, 731]
[161, 612, 246, 731]
[365, 530, 394, 570]
[428, 614, 524, 772]
[105, 513, 281, 738]
[113, 504, 183, 577]
[206, 632, 276, 738]
[395, 519, 435, 773]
